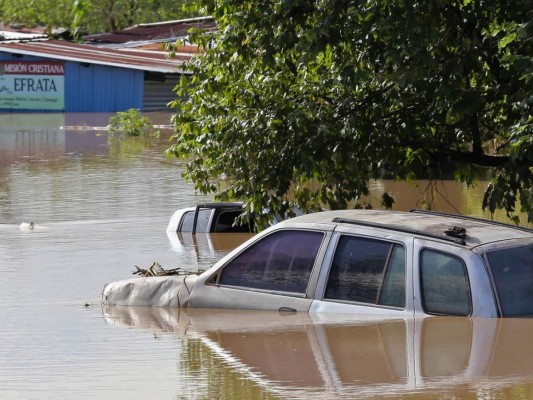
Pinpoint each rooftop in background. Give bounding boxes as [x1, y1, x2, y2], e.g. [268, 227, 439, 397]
[0, 17, 215, 74]
[0, 17, 214, 111]
[83, 16, 216, 45]
[0, 39, 193, 73]
[0, 24, 49, 41]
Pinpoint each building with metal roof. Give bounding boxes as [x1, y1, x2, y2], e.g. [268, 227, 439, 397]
[0, 26, 48, 41]
[83, 17, 216, 46]
[0, 18, 208, 112]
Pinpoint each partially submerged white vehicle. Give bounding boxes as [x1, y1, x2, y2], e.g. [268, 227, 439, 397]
[166, 202, 253, 233]
[166, 201, 302, 233]
[103, 209, 533, 317]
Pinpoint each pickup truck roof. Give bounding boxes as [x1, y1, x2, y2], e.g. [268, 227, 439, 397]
[278, 209, 533, 249]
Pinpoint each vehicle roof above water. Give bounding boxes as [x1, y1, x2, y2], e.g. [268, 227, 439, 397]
[275, 209, 533, 249]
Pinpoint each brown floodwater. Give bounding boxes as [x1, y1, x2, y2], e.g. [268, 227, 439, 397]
[1, 112, 533, 399]
[104, 307, 533, 400]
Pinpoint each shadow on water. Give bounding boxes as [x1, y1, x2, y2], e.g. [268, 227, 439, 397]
[103, 306, 533, 399]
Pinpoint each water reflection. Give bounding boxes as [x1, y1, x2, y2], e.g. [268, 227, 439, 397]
[166, 232, 254, 270]
[0, 112, 205, 225]
[103, 307, 533, 399]
[0, 112, 173, 169]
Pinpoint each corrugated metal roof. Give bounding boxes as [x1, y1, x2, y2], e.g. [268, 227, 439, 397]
[83, 17, 216, 44]
[0, 39, 193, 74]
[0, 30, 47, 41]
[0, 24, 49, 41]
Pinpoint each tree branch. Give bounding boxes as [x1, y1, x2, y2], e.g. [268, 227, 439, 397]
[448, 150, 510, 167]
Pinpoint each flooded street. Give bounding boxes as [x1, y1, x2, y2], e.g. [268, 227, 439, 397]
[1, 113, 533, 399]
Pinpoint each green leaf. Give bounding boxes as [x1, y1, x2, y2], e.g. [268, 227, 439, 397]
[499, 33, 517, 49]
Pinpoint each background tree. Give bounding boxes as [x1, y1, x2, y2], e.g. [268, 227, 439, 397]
[77, 0, 197, 33]
[0, 0, 72, 32]
[0, 0, 197, 34]
[168, 0, 532, 226]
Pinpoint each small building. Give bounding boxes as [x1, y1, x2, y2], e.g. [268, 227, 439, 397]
[82, 17, 216, 46]
[0, 18, 214, 112]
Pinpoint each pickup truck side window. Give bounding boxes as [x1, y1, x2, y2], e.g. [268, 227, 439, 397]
[487, 244, 533, 317]
[324, 236, 406, 308]
[214, 210, 253, 232]
[179, 209, 211, 232]
[219, 230, 324, 293]
[420, 249, 471, 316]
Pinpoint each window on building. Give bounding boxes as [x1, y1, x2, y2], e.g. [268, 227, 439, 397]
[218, 230, 324, 293]
[420, 249, 471, 316]
[324, 236, 406, 308]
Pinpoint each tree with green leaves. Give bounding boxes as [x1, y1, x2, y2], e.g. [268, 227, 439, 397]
[168, 0, 532, 227]
[74, 0, 198, 34]
[0, 0, 72, 32]
[0, 0, 196, 34]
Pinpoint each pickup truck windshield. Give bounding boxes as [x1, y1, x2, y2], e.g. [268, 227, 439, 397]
[487, 243, 533, 317]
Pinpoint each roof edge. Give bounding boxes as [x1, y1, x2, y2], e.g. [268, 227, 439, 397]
[135, 16, 214, 29]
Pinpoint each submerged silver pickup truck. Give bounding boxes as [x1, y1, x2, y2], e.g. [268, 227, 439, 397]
[103, 209, 533, 317]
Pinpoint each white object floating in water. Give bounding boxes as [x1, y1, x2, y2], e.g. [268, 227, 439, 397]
[19, 222, 35, 230]
[19, 222, 46, 231]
